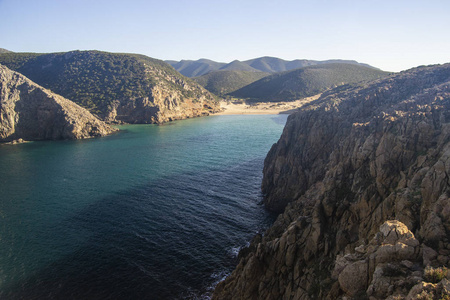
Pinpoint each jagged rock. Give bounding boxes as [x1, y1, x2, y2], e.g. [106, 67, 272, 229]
[213, 64, 450, 300]
[0, 64, 116, 142]
[422, 245, 438, 267]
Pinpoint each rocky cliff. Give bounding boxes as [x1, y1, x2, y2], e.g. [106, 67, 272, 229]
[103, 56, 220, 124]
[213, 64, 450, 299]
[0, 51, 221, 124]
[0, 64, 117, 142]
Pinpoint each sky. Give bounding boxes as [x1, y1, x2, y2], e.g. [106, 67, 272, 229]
[0, 0, 449, 72]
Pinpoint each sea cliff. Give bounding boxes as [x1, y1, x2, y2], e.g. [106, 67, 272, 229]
[0, 64, 116, 142]
[213, 64, 450, 299]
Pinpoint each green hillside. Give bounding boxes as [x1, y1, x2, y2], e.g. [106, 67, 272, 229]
[0, 48, 12, 53]
[230, 63, 390, 102]
[168, 59, 226, 77]
[193, 70, 268, 95]
[219, 60, 259, 72]
[0, 50, 215, 116]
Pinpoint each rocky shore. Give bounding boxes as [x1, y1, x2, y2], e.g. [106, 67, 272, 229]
[213, 64, 450, 299]
[0, 64, 117, 142]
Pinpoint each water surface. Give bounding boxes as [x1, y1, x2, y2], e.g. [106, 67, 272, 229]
[0, 114, 287, 299]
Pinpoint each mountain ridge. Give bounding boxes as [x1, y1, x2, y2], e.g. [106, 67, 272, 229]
[167, 56, 380, 77]
[230, 63, 390, 102]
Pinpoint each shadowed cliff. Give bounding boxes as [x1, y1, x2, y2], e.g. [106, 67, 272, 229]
[214, 63, 450, 299]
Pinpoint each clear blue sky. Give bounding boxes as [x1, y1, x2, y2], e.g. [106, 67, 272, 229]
[0, 0, 449, 72]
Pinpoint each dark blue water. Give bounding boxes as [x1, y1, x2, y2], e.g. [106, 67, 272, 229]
[0, 114, 287, 299]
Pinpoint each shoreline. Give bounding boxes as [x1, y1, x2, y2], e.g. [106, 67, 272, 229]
[213, 95, 320, 116]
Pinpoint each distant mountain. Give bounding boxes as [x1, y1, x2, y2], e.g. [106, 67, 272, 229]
[166, 56, 380, 77]
[168, 59, 226, 77]
[0, 48, 12, 54]
[244, 57, 315, 73]
[230, 63, 390, 102]
[0, 51, 219, 124]
[193, 70, 269, 95]
[220, 60, 260, 72]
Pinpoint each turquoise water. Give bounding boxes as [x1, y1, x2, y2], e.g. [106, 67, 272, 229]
[0, 114, 287, 299]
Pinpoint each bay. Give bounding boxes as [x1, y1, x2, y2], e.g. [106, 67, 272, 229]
[0, 114, 287, 299]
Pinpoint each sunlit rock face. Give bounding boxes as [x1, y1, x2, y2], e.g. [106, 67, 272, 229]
[0, 64, 117, 142]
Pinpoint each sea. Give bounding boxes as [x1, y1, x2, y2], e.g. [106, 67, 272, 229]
[0, 114, 288, 299]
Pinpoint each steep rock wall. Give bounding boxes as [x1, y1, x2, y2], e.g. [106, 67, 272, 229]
[213, 64, 450, 299]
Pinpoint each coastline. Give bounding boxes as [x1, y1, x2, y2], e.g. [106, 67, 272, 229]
[213, 95, 320, 115]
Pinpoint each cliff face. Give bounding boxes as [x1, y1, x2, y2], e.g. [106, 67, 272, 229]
[103, 59, 220, 124]
[213, 64, 450, 299]
[0, 51, 220, 124]
[0, 64, 117, 142]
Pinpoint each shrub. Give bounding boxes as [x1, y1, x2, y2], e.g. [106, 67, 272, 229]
[424, 266, 448, 284]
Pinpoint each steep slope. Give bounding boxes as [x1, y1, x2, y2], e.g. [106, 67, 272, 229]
[0, 64, 116, 142]
[0, 51, 220, 124]
[0, 48, 12, 54]
[231, 63, 389, 102]
[213, 63, 450, 299]
[167, 57, 380, 77]
[193, 70, 268, 95]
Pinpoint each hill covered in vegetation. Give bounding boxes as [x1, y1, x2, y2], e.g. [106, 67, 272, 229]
[0, 51, 219, 123]
[193, 70, 268, 96]
[165, 58, 225, 78]
[230, 63, 390, 102]
[167, 56, 378, 77]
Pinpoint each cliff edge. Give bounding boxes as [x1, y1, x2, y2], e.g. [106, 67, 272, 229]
[0, 64, 117, 142]
[213, 64, 450, 299]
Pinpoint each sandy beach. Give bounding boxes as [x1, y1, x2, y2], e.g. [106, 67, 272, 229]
[214, 95, 321, 115]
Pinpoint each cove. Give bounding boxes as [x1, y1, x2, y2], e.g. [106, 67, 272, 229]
[0, 114, 288, 299]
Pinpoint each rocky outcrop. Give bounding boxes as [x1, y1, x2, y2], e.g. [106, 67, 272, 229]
[213, 64, 450, 299]
[0, 64, 117, 142]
